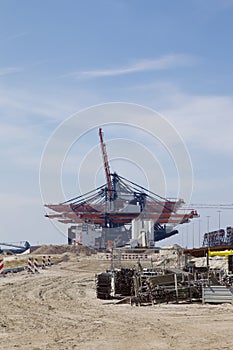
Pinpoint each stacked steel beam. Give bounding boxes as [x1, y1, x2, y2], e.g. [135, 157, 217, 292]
[95, 272, 112, 299]
[114, 269, 134, 296]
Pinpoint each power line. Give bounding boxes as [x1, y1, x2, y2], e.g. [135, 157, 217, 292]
[184, 204, 233, 210]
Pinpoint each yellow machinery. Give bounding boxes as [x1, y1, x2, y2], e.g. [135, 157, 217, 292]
[208, 249, 233, 258]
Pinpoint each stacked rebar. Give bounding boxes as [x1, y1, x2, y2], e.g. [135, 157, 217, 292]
[95, 272, 112, 299]
[114, 269, 134, 296]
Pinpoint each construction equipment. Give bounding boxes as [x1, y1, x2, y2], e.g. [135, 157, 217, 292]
[45, 128, 198, 247]
[208, 249, 233, 258]
[0, 241, 30, 254]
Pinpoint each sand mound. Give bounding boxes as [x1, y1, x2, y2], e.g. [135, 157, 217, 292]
[31, 244, 96, 255]
[1, 254, 233, 350]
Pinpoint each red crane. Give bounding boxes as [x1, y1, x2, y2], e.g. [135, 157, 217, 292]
[44, 128, 198, 242]
[98, 128, 113, 201]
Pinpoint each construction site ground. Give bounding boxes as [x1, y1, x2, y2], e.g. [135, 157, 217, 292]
[0, 250, 233, 350]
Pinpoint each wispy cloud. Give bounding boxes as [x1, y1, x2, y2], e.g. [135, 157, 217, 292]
[0, 31, 27, 44]
[161, 93, 233, 155]
[0, 67, 22, 76]
[63, 54, 197, 79]
[0, 86, 79, 121]
[114, 80, 233, 157]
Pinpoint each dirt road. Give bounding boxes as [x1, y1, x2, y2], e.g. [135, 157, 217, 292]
[0, 254, 232, 350]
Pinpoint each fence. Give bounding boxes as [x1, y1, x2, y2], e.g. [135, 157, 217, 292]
[202, 285, 233, 304]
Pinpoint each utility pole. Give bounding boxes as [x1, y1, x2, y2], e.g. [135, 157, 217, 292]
[206, 215, 210, 285]
[217, 210, 221, 231]
[206, 216, 210, 247]
[192, 222, 195, 248]
[198, 219, 201, 248]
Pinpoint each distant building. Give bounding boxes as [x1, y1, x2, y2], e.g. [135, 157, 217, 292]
[131, 219, 154, 247]
[202, 226, 233, 247]
[68, 224, 102, 247]
[68, 223, 131, 249]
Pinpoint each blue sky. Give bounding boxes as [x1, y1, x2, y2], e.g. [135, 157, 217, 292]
[1, 0, 233, 247]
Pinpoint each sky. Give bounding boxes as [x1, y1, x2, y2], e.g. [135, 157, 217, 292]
[1, 0, 233, 247]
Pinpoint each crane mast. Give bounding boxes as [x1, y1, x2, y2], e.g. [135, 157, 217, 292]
[99, 128, 113, 200]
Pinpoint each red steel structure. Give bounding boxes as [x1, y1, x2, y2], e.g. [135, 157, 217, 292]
[45, 128, 198, 241]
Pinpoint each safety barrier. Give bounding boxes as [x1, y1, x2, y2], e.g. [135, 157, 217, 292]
[34, 258, 39, 273]
[0, 256, 54, 276]
[0, 259, 4, 275]
[28, 257, 33, 273]
[104, 254, 149, 260]
[122, 254, 148, 260]
[42, 256, 46, 269]
[202, 285, 233, 304]
[27, 256, 53, 273]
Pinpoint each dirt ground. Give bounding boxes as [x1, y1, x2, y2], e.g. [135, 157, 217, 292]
[0, 253, 233, 350]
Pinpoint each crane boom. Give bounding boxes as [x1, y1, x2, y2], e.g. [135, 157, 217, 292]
[99, 128, 113, 200]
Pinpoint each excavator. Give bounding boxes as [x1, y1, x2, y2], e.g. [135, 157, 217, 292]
[45, 128, 198, 246]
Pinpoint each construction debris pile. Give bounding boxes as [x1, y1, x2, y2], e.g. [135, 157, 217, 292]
[96, 272, 112, 299]
[96, 267, 202, 305]
[114, 269, 134, 295]
[96, 252, 233, 306]
[96, 269, 134, 299]
[133, 269, 203, 305]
